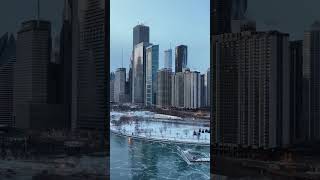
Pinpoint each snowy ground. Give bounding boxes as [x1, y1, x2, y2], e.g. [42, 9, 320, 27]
[110, 111, 210, 145]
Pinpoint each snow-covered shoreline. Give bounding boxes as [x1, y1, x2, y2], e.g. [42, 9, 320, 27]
[110, 111, 210, 146]
[110, 126, 210, 146]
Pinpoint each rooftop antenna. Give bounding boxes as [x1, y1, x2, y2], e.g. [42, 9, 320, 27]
[121, 48, 124, 68]
[37, 0, 40, 26]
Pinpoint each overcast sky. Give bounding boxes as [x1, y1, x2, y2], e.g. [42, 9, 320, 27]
[0, 0, 63, 37]
[110, 0, 210, 73]
[248, 0, 320, 40]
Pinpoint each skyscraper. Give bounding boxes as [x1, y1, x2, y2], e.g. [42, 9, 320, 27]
[0, 33, 16, 127]
[289, 40, 304, 144]
[114, 68, 126, 103]
[175, 45, 187, 72]
[14, 20, 65, 129]
[214, 31, 291, 148]
[73, 0, 106, 131]
[133, 24, 150, 48]
[231, 0, 247, 20]
[60, 0, 73, 129]
[110, 72, 115, 102]
[303, 21, 320, 141]
[164, 49, 172, 70]
[132, 42, 150, 104]
[145, 45, 159, 106]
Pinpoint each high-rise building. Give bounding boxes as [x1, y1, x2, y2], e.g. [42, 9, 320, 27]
[128, 60, 133, 102]
[14, 20, 65, 129]
[157, 68, 172, 108]
[171, 72, 184, 108]
[133, 24, 150, 48]
[164, 49, 172, 70]
[231, 0, 247, 20]
[114, 68, 126, 103]
[0, 33, 16, 127]
[190, 71, 201, 109]
[289, 40, 304, 144]
[206, 68, 210, 107]
[214, 31, 291, 148]
[213, 0, 232, 35]
[175, 45, 187, 72]
[132, 42, 150, 104]
[60, 0, 73, 129]
[145, 45, 159, 106]
[110, 72, 115, 102]
[72, 0, 106, 131]
[200, 74, 206, 108]
[303, 21, 320, 141]
[131, 24, 149, 103]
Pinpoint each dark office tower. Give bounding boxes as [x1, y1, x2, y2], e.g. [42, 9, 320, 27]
[231, 0, 247, 20]
[303, 21, 320, 141]
[175, 45, 187, 72]
[73, 0, 106, 131]
[0, 33, 16, 127]
[213, 0, 232, 35]
[289, 41, 304, 144]
[14, 20, 64, 129]
[110, 72, 115, 102]
[133, 24, 150, 48]
[48, 34, 63, 104]
[60, 0, 73, 129]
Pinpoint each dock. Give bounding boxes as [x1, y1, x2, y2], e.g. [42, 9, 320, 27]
[177, 146, 210, 165]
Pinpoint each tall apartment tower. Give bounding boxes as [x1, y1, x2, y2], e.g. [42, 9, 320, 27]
[114, 68, 126, 103]
[0, 33, 16, 127]
[145, 45, 159, 106]
[214, 31, 290, 148]
[175, 45, 188, 72]
[303, 21, 320, 141]
[164, 49, 172, 70]
[72, 0, 106, 131]
[110, 72, 115, 102]
[157, 69, 172, 108]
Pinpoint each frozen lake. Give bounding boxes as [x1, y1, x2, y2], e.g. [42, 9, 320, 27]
[110, 110, 210, 179]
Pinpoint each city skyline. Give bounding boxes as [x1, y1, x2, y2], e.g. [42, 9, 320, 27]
[110, 0, 210, 73]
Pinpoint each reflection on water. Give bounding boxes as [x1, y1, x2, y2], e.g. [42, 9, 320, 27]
[110, 132, 210, 180]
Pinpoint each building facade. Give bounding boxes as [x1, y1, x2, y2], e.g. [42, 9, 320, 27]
[171, 72, 184, 108]
[175, 45, 188, 72]
[114, 68, 126, 103]
[0, 33, 16, 127]
[303, 21, 320, 141]
[164, 49, 172, 71]
[157, 69, 172, 108]
[132, 42, 150, 104]
[145, 45, 159, 106]
[214, 31, 291, 148]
